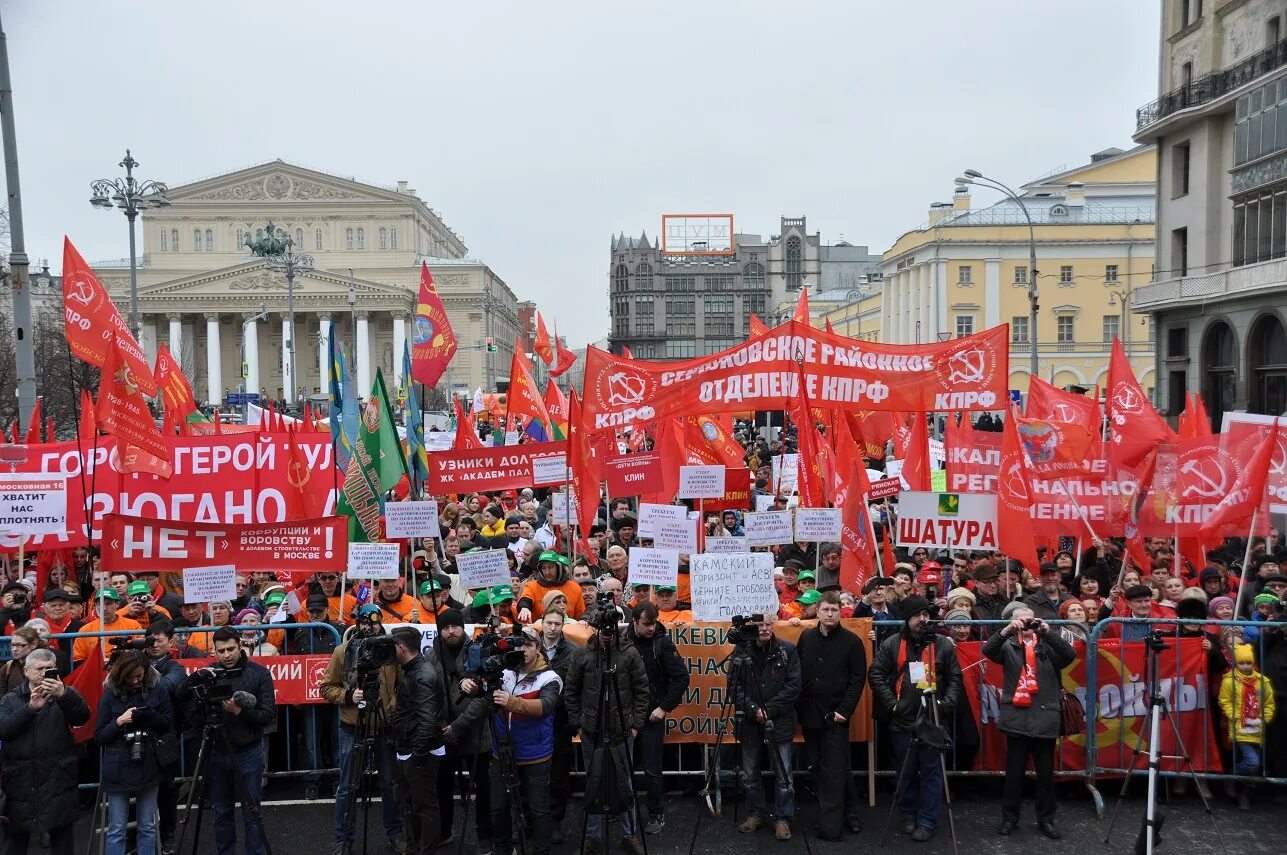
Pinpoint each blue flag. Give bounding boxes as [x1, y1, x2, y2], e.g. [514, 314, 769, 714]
[403, 342, 429, 487]
[328, 333, 358, 471]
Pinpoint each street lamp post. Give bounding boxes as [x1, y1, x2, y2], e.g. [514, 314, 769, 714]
[1108, 289, 1131, 350]
[90, 150, 170, 344]
[956, 170, 1039, 379]
[246, 221, 314, 408]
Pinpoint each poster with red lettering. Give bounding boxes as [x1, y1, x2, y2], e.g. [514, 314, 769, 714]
[100, 514, 348, 574]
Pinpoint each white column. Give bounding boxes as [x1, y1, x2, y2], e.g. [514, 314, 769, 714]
[902, 269, 913, 344]
[918, 264, 931, 343]
[168, 313, 183, 360]
[318, 313, 331, 392]
[281, 316, 294, 406]
[392, 312, 407, 388]
[140, 319, 157, 366]
[356, 310, 371, 393]
[244, 315, 260, 403]
[930, 259, 945, 340]
[205, 313, 222, 406]
[890, 272, 901, 343]
[984, 258, 1001, 329]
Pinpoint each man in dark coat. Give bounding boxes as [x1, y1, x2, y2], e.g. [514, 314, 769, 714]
[969, 563, 1013, 639]
[1022, 565, 1074, 621]
[983, 606, 1076, 840]
[389, 626, 447, 855]
[796, 591, 867, 840]
[0, 647, 91, 855]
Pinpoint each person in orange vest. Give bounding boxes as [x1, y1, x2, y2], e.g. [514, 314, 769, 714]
[122, 580, 172, 629]
[372, 578, 418, 623]
[517, 551, 585, 622]
[654, 586, 692, 625]
[410, 575, 456, 624]
[72, 589, 143, 667]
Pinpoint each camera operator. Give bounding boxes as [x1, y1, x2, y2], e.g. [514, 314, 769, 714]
[868, 595, 962, 843]
[729, 616, 801, 842]
[984, 607, 1075, 839]
[388, 626, 446, 855]
[566, 598, 650, 855]
[95, 648, 174, 855]
[146, 622, 189, 855]
[178, 626, 277, 855]
[319, 604, 404, 853]
[0, 648, 90, 855]
[425, 608, 493, 850]
[797, 591, 867, 840]
[623, 600, 689, 835]
[0, 580, 34, 634]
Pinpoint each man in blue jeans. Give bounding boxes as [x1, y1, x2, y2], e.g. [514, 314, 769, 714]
[320, 605, 405, 854]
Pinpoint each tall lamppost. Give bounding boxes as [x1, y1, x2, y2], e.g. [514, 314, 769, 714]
[245, 221, 313, 407]
[955, 170, 1039, 379]
[1107, 288, 1132, 350]
[89, 150, 170, 343]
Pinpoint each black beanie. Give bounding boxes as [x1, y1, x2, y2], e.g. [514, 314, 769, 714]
[437, 608, 465, 630]
[901, 595, 931, 618]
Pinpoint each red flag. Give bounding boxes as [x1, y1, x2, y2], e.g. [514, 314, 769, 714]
[213, 408, 223, 435]
[1192, 392, 1213, 438]
[621, 345, 635, 359]
[789, 374, 826, 507]
[534, 312, 554, 365]
[998, 411, 1041, 572]
[1026, 375, 1100, 432]
[1199, 425, 1276, 538]
[284, 427, 320, 520]
[453, 398, 483, 450]
[1108, 338, 1173, 457]
[850, 411, 894, 459]
[898, 412, 932, 492]
[576, 534, 600, 567]
[120, 444, 174, 479]
[410, 262, 457, 388]
[792, 290, 810, 325]
[95, 337, 170, 463]
[78, 389, 98, 440]
[543, 379, 569, 438]
[62, 237, 156, 395]
[838, 457, 874, 592]
[880, 522, 896, 578]
[506, 337, 553, 437]
[301, 402, 315, 433]
[1177, 392, 1215, 439]
[64, 645, 106, 743]
[24, 398, 42, 444]
[45, 416, 55, 444]
[824, 317, 835, 335]
[549, 320, 578, 378]
[568, 389, 601, 536]
[683, 415, 745, 469]
[1010, 411, 1096, 477]
[155, 343, 198, 426]
[748, 314, 768, 337]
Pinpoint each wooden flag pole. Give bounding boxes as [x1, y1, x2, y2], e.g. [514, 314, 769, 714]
[1234, 509, 1260, 619]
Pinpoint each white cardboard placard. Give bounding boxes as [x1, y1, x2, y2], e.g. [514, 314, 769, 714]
[347, 542, 401, 579]
[182, 565, 238, 604]
[531, 454, 568, 486]
[384, 501, 440, 539]
[455, 549, 512, 589]
[627, 547, 679, 587]
[704, 536, 748, 555]
[638, 502, 689, 538]
[550, 493, 577, 526]
[744, 510, 795, 547]
[794, 507, 843, 542]
[651, 515, 698, 553]
[0, 474, 67, 537]
[689, 552, 778, 622]
[678, 465, 726, 499]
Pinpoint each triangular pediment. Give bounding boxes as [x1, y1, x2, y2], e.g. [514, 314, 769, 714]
[166, 161, 404, 205]
[136, 262, 412, 300]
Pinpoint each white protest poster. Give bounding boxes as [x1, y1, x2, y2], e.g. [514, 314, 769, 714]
[455, 549, 512, 589]
[347, 542, 401, 579]
[531, 453, 568, 486]
[384, 501, 440, 539]
[550, 493, 578, 526]
[689, 552, 778, 622]
[794, 507, 843, 542]
[678, 465, 726, 499]
[705, 536, 748, 555]
[0, 474, 67, 537]
[652, 515, 698, 553]
[182, 565, 238, 604]
[424, 432, 454, 453]
[744, 510, 795, 547]
[895, 491, 999, 550]
[773, 454, 800, 494]
[504, 430, 521, 447]
[638, 502, 689, 539]
[627, 547, 679, 587]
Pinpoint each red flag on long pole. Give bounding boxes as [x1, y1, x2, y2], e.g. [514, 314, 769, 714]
[453, 398, 483, 450]
[95, 337, 170, 464]
[409, 262, 457, 388]
[568, 389, 601, 537]
[899, 412, 932, 492]
[998, 409, 1041, 572]
[62, 237, 157, 395]
[534, 312, 554, 366]
[23, 397, 42, 444]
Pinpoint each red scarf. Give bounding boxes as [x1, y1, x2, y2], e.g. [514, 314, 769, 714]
[1012, 634, 1039, 708]
[1239, 672, 1262, 731]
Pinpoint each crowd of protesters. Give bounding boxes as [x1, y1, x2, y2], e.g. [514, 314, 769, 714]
[0, 417, 1285, 852]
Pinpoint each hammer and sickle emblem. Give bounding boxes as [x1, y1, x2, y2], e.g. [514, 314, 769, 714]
[1002, 458, 1029, 501]
[287, 459, 310, 490]
[1053, 403, 1079, 422]
[947, 349, 986, 384]
[1271, 440, 1287, 477]
[67, 275, 96, 306]
[1179, 458, 1229, 499]
[1112, 385, 1143, 414]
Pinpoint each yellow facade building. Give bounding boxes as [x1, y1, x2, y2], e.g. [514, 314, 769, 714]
[873, 146, 1157, 397]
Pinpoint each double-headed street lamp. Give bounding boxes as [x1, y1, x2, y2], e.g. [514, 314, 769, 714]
[245, 222, 314, 407]
[955, 169, 1039, 379]
[89, 150, 170, 343]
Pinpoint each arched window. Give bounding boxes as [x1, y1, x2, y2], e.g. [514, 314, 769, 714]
[785, 236, 802, 291]
[744, 261, 765, 289]
[346, 228, 354, 250]
[294, 228, 303, 247]
[635, 263, 653, 290]
[205, 229, 214, 251]
[194, 229, 203, 251]
[315, 228, 323, 250]
[1201, 321, 1237, 429]
[1050, 204, 1069, 217]
[1249, 313, 1287, 415]
[390, 227, 398, 249]
[613, 264, 629, 293]
[379, 228, 388, 249]
[236, 228, 243, 249]
[160, 229, 169, 251]
[356, 228, 365, 250]
[170, 229, 179, 250]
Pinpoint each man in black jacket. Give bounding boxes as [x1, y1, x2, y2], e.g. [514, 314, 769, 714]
[868, 595, 962, 843]
[729, 616, 801, 842]
[624, 601, 690, 835]
[179, 627, 276, 855]
[289, 592, 343, 801]
[389, 626, 446, 855]
[146, 621, 189, 854]
[969, 563, 1012, 638]
[797, 591, 867, 840]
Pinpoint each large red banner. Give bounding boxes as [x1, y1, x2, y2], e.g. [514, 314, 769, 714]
[958, 637, 1221, 772]
[426, 441, 566, 494]
[175, 655, 331, 704]
[100, 514, 348, 573]
[603, 451, 663, 496]
[0, 435, 339, 552]
[580, 321, 1010, 431]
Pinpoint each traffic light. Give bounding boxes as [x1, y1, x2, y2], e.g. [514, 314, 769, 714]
[485, 336, 497, 352]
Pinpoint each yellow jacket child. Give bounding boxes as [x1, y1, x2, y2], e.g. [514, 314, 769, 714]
[1218, 644, 1276, 746]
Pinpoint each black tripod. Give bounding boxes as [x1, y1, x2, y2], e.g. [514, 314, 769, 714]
[339, 695, 390, 855]
[578, 631, 650, 855]
[487, 697, 531, 855]
[880, 689, 959, 855]
[176, 712, 274, 855]
[1104, 631, 1228, 855]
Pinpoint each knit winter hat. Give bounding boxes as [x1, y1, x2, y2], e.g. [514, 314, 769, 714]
[1234, 644, 1255, 665]
[946, 587, 976, 606]
[943, 608, 972, 624]
[1208, 596, 1234, 617]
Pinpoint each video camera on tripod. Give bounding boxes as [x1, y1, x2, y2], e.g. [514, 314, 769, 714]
[465, 616, 526, 692]
[186, 664, 246, 714]
[107, 635, 155, 664]
[351, 635, 398, 710]
[585, 591, 624, 634]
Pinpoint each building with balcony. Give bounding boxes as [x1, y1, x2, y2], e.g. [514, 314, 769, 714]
[1133, 0, 1287, 423]
[877, 146, 1157, 396]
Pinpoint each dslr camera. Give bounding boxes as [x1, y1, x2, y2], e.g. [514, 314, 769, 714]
[124, 726, 149, 762]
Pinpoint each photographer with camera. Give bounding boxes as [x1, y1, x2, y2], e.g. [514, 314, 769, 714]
[320, 604, 404, 854]
[0, 580, 34, 634]
[123, 580, 172, 628]
[0, 647, 90, 855]
[868, 595, 962, 842]
[728, 615, 801, 842]
[984, 607, 1075, 839]
[566, 595, 650, 855]
[95, 648, 174, 855]
[389, 626, 446, 855]
[179, 626, 277, 855]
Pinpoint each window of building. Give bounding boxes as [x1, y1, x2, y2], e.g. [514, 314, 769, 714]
[346, 228, 354, 250]
[1013, 265, 1028, 284]
[205, 229, 214, 251]
[955, 314, 975, 337]
[236, 228, 245, 249]
[288, 228, 298, 247]
[161, 229, 169, 251]
[1167, 325, 1189, 358]
[1182, 61, 1193, 89]
[1235, 79, 1287, 166]
[704, 297, 733, 314]
[1103, 314, 1120, 343]
[1011, 316, 1029, 343]
[193, 229, 202, 252]
[356, 228, 365, 250]
[612, 296, 630, 318]
[665, 321, 696, 337]
[316, 229, 323, 250]
[379, 228, 388, 249]
[170, 229, 179, 251]
[1172, 141, 1191, 197]
[1179, 0, 1201, 29]
[958, 265, 972, 285]
[635, 320, 654, 336]
[1232, 181, 1287, 266]
[1050, 204, 1069, 217]
[1172, 227, 1189, 276]
[390, 227, 398, 249]
[664, 276, 694, 292]
[666, 340, 697, 358]
[612, 264, 629, 293]
[1057, 315, 1075, 344]
[785, 236, 802, 291]
[703, 339, 737, 355]
[1105, 264, 1119, 282]
[1060, 265, 1073, 283]
[636, 263, 654, 290]
[1269, 16, 1281, 48]
[613, 317, 630, 337]
[744, 262, 765, 290]
[743, 294, 766, 316]
[666, 298, 695, 315]
[705, 275, 735, 291]
[635, 295, 654, 315]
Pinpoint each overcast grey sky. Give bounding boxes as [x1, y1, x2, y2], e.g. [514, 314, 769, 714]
[6, 0, 1158, 347]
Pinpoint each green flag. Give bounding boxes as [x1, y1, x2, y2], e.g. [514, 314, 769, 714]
[338, 369, 408, 542]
